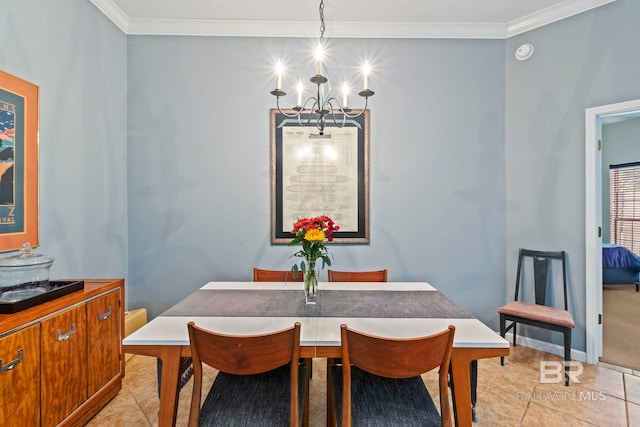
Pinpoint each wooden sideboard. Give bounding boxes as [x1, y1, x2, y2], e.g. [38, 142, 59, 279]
[0, 279, 125, 426]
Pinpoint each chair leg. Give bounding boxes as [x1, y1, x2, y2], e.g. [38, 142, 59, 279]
[500, 315, 506, 366]
[326, 358, 336, 427]
[636, 282, 639, 292]
[564, 328, 571, 386]
[303, 360, 310, 427]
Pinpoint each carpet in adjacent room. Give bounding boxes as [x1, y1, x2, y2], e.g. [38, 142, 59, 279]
[601, 284, 640, 371]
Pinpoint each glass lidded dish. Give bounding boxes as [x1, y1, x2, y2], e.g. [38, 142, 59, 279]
[0, 242, 55, 303]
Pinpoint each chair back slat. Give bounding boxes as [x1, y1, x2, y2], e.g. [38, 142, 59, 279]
[253, 268, 304, 282]
[188, 322, 300, 375]
[515, 249, 568, 310]
[342, 326, 454, 379]
[328, 269, 388, 282]
[533, 256, 550, 305]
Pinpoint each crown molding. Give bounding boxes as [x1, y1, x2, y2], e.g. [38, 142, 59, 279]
[90, 0, 615, 39]
[90, 0, 129, 33]
[507, 0, 615, 37]
[124, 19, 508, 39]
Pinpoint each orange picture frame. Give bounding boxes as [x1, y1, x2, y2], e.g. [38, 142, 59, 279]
[0, 70, 39, 252]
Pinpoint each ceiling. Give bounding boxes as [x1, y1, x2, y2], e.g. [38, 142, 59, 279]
[90, 0, 615, 39]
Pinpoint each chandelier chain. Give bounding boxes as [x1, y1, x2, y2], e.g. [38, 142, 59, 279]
[319, 0, 325, 40]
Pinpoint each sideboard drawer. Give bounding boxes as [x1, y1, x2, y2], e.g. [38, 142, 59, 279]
[41, 304, 88, 427]
[0, 323, 40, 426]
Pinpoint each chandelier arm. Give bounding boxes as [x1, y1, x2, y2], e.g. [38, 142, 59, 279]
[329, 114, 346, 128]
[300, 96, 319, 114]
[326, 96, 369, 119]
[294, 97, 320, 127]
[275, 97, 304, 118]
[325, 99, 347, 128]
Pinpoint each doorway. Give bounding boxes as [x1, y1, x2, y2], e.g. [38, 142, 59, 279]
[585, 98, 640, 364]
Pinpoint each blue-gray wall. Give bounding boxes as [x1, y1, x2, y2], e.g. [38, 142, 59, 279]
[4, 0, 640, 354]
[505, 0, 640, 351]
[0, 2, 128, 285]
[126, 36, 506, 321]
[601, 117, 640, 242]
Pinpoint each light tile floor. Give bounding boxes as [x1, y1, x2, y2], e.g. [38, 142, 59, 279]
[87, 346, 640, 426]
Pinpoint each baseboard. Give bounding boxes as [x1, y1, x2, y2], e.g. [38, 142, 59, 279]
[504, 332, 587, 363]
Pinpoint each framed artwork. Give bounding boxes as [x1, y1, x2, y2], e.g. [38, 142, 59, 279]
[0, 70, 39, 252]
[270, 109, 370, 244]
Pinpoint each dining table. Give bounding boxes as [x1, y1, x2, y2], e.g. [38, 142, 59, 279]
[123, 281, 509, 427]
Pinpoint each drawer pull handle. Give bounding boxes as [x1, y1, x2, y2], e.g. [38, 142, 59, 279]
[98, 305, 113, 321]
[57, 323, 77, 341]
[0, 349, 24, 373]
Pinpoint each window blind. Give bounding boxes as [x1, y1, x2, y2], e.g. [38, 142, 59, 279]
[610, 162, 640, 253]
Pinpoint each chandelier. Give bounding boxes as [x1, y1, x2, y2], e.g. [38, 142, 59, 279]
[270, 0, 374, 136]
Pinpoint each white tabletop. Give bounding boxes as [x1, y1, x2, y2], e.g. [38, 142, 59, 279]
[123, 281, 508, 349]
[200, 281, 437, 291]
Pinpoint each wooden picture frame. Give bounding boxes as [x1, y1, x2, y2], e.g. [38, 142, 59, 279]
[270, 109, 370, 244]
[0, 70, 39, 252]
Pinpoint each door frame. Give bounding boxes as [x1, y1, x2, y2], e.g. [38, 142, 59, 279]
[585, 98, 640, 364]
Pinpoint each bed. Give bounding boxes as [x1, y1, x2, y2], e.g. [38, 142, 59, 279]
[602, 243, 640, 291]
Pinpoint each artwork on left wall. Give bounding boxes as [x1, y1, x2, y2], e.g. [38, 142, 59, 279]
[0, 70, 39, 252]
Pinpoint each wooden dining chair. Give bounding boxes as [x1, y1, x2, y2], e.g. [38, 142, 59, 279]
[253, 267, 312, 377]
[497, 249, 575, 386]
[328, 324, 455, 427]
[186, 321, 309, 427]
[327, 269, 388, 282]
[253, 267, 304, 282]
[326, 268, 388, 385]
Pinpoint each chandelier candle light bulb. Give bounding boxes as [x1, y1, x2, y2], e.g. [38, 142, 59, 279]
[315, 45, 324, 75]
[363, 62, 370, 91]
[275, 61, 284, 90]
[297, 81, 304, 106]
[342, 83, 349, 108]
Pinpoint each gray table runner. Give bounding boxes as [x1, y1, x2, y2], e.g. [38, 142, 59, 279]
[162, 289, 472, 319]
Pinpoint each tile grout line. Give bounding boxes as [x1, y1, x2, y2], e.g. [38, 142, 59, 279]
[516, 398, 531, 426]
[623, 373, 630, 427]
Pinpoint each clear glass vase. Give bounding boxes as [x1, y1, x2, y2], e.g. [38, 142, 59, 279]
[304, 257, 319, 305]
